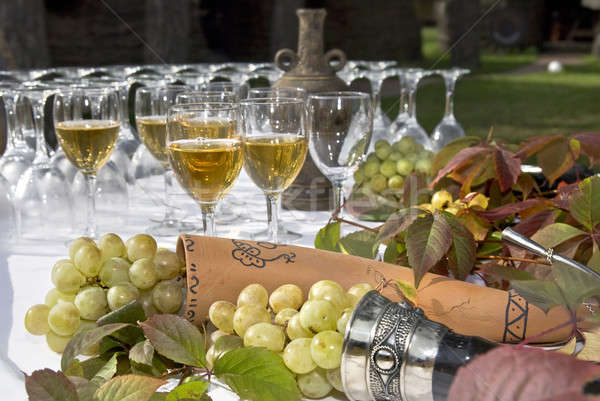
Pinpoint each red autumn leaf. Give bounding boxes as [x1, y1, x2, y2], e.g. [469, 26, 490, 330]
[511, 209, 556, 237]
[493, 146, 522, 192]
[473, 199, 544, 222]
[430, 145, 491, 188]
[517, 134, 564, 160]
[448, 346, 600, 401]
[571, 131, 600, 166]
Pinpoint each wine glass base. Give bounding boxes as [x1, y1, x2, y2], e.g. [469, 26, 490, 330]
[250, 225, 303, 243]
[146, 220, 196, 237]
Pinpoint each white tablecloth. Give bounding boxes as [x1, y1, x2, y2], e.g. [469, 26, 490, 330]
[0, 169, 357, 400]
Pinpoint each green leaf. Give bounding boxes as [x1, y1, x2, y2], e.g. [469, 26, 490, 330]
[69, 376, 98, 401]
[214, 348, 301, 401]
[166, 380, 209, 401]
[96, 301, 147, 345]
[93, 374, 166, 401]
[536, 136, 579, 185]
[213, 335, 243, 360]
[25, 369, 79, 401]
[479, 264, 536, 281]
[62, 323, 131, 371]
[394, 280, 417, 304]
[139, 314, 206, 368]
[531, 223, 586, 249]
[130, 340, 155, 367]
[99, 336, 126, 354]
[511, 281, 565, 313]
[552, 260, 600, 312]
[149, 393, 168, 401]
[442, 212, 476, 280]
[377, 208, 420, 241]
[383, 240, 404, 264]
[338, 230, 379, 259]
[570, 176, 600, 231]
[64, 359, 84, 378]
[314, 222, 341, 252]
[80, 357, 112, 381]
[431, 136, 481, 174]
[91, 353, 119, 386]
[406, 213, 453, 287]
[476, 231, 503, 256]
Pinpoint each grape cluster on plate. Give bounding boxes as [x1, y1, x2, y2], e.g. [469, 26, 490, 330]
[206, 280, 374, 399]
[24, 233, 186, 354]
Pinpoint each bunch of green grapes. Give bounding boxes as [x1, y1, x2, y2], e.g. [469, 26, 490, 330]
[24, 233, 186, 354]
[353, 137, 435, 196]
[206, 280, 375, 399]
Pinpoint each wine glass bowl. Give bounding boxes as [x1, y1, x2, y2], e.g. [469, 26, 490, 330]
[431, 68, 470, 152]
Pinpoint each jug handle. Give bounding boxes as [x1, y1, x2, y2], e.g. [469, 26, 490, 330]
[275, 49, 299, 72]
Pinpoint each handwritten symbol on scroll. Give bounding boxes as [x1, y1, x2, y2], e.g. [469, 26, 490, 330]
[186, 309, 196, 322]
[184, 236, 195, 252]
[231, 239, 296, 268]
[189, 276, 200, 295]
[503, 291, 528, 342]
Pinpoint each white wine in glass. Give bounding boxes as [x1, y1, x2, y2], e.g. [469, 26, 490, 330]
[136, 115, 168, 163]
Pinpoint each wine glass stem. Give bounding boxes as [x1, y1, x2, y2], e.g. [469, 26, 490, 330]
[201, 205, 216, 236]
[408, 88, 417, 120]
[444, 76, 456, 118]
[333, 183, 344, 217]
[84, 173, 97, 238]
[266, 193, 280, 244]
[32, 103, 49, 164]
[163, 167, 175, 224]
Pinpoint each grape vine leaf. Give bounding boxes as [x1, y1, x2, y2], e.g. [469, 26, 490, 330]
[510, 280, 565, 313]
[518, 134, 564, 159]
[448, 346, 600, 401]
[166, 380, 209, 401]
[536, 136, 580, 185]
[338, 230, 379, 259]
[552, 260, 600, 312]
[130, 340, 155, 367]
[431, 136, 481, 174]
[406, 213, 453, 287]
[69, 376, 98, 401]
[442, 212, 476, 281]
[571, 131, 600, 166]
[139, 315, 206, 368]
[62, 323, 131, 371]
[570, 176, 600, 231]
[474, 199, 543, 222]
[430, 145, 490, 188]
[91, 353, 118, 386]
[25, 369, 79, 401]
[96, 301, 146, 346]
[93, 374, 166, 401]
[314, 221, 341, 252]
[394, 280, 417, 304]
[493, 146, 521, 192]
[383, 240, 404, 264]
[213, 335, 243, 360]
[213, 347, 301, 401]
[531, 223, 586, 249]
[377, 208, 420, 241]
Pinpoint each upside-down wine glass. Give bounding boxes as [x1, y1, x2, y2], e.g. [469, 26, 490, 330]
[307, 91, 373, 214]
[240, 98, 307, 244]
[53, 87, 120, 238]
[363, 62, 397, 152]
[431, 68, 470, 152]
[388, 68, 409, 139]
[166, 103, 243, 236]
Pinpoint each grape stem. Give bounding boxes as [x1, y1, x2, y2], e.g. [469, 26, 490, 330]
[330, 216, 379, 233]
[477, 255, 551, 265]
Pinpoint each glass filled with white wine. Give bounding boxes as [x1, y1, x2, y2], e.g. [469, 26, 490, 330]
[53, 87, 120, 238]
[135, 84, 188, 236]
[239, 98, 307, 243]
[166, 103, 243, 236]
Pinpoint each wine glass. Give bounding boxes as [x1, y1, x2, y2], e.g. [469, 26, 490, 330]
[176, 91, 238, 104]
[388, 68, 409, 139]
[0, 173, 16, 243]
[200, 81, 249, 100]
[14, 83, 74, 240]
[363, 63, 397, 153]
[307, 91, 373, 214]
[135, 84, 189, 236]
[166, 103, 243, 236]
[240, 98, 307, 244]
[431, 68, 470, 152]
[388, 68, 434, 151]
[53, 87, 120, 238]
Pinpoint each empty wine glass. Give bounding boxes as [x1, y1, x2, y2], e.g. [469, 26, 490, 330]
[0, 173, 16, 243]
[135, 84, 190, 236]
[363, 63, 397, 153]
[389, 68, 434, 151]
[240, 98, 307, 243]
[388, 68, 409, 139]
[200, 81, 249, 100]
[176, 91, 239, 104]
[166, 103, 243, 236]
[431, 68, 470, 151]
[307, 92, 373, 214]
[14, 83, 74, 240]
[53, 87, 120, 238]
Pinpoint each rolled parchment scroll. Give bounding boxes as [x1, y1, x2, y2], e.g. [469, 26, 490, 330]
[176, 235, 571, 343]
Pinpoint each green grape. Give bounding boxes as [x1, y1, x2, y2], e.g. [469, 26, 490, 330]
[366, 153, 379, 163]
[353, 168, 365, 185]
[125, 234, 157, 262]
[98, 257, 131, 287]
[74, 286, 108, 320]
[297, 368, 332, 398]
[374, 140, 392, 160]
[379, 160, 397, 178]
[73, 244, 102, 278]
[237, 283, 269, 308]
[326, 368, 344, 392]
[51, 262, 85, 294]
[68, 237, 96, 261]
[24, 304, 50, 335]
[368, 174, 388, 193]
[98, 233, 126, 261]
[308, 280, 349, 312]
[107, 283, 139, 311]
[405, 153, 418, 163]
[129, 258, 158, 290]
[152, 281, 183, 313]
[45, 289, 76, 307]
[394, 136, 418, 154]
[283, 338, 316, 374]
[46, 331, 72, 354]
[243, 322, 285, 352]
[388, 151, 402, 162]
[310, 330, 343, 369]
[388, 175, 404, 190]
[363, 160, 381, 178]
[209, 329, 228, 346]
[48, 302, 80, 336]
[415, 158, 432, 175]
[274, 308, 298, 326]
[336, 308, 353, 334]
[209, 300, 236, 333]
[51, 259, 72, 276]
[232, 304, 270, 337]
[153, 248, 182, 280]
[139, 289, 158, 317]
[347, 283, 375, 306]
[299, 300, 337, 333]
[286, 313, 314, 340]
[396, 159, 413, 176]
[269, 284, 304, 313]
[76, 320, 100, 356]
[206, 344, 216, 369]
